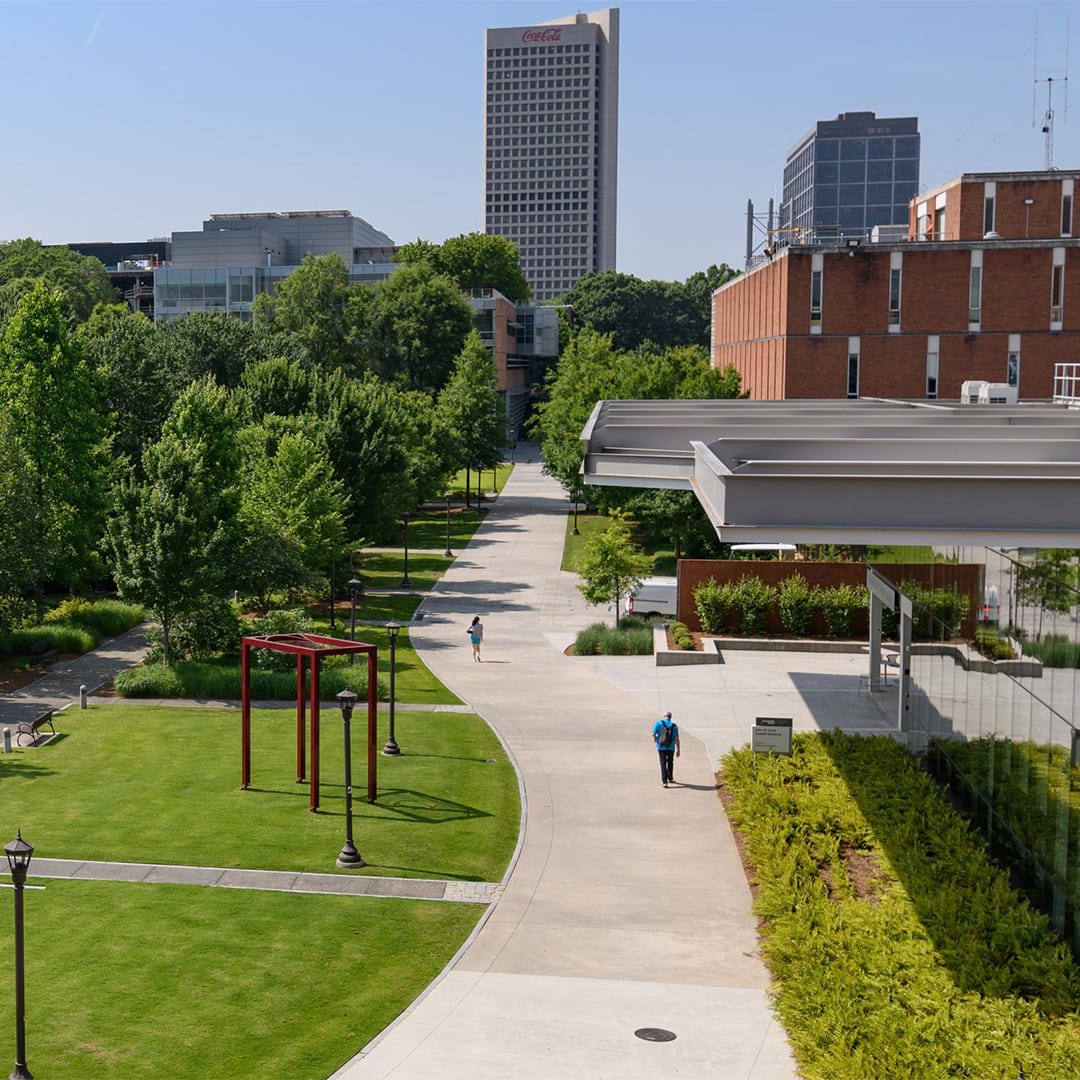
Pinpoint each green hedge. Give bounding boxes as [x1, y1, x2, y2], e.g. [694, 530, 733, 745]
[0, 599, 144, 660]
[572, 619, 654, 656]
[777, 573, 815, 636]
[1022, 633, 1080, 668]
[43, 598, 145, 639]
[114, 661, 384, 701]
[974, 627, 1016, 660]
[722, 731, 1080, 1078]
[670, 621, 696, 650]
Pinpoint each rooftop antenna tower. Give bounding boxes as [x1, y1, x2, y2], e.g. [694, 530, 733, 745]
[1033, 16, 1069, 170]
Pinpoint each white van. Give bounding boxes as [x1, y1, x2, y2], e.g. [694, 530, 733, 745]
[624, 577, 678, 618]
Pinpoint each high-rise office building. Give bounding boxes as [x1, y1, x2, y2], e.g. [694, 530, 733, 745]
[780, 111, 920, 242]
[483, 8, 619, 301]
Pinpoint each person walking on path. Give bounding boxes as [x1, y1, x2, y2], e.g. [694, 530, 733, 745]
[652, 711, 680, 787]
[467, 616, 484, 662]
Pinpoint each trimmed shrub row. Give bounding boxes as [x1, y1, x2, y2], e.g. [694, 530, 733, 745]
[973, 627, 1016, 660]
[722, 731, 1080, 1078]
[694, 574, 869, 639]
[114, 660, 384, 701]
[669, 622, 695, 650]
[0, 599, 144, 660]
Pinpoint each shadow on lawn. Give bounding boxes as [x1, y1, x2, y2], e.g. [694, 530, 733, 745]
[359, 787, 491, 825]
[0, 758, 57, 780]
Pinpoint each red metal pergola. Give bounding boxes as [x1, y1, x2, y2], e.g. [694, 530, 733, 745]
[240, 634, 379, 811]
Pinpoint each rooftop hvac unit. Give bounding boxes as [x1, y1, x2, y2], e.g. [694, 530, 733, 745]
[960, 380, 988, 404]
[960, 380, 1017, 405]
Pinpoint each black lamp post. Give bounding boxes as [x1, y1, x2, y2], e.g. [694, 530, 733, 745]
[400, 513, 412, 588]
[335, 691, 364, 867]
[329, 559, 337, 632]
[5, 831, 33, 1080]
[570, 490, 580, 536]
[444, 494, 453, 558]
[384, 622, 402, 755]
[347, 578, 362, 663]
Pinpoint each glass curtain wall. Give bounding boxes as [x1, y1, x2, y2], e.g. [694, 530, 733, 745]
[890, 546, 1080, 953]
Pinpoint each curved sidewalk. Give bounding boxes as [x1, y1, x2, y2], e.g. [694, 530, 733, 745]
[333, 455, 796, 1079]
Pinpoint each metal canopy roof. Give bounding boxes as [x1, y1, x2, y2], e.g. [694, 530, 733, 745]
[580, 399, 1080, 546]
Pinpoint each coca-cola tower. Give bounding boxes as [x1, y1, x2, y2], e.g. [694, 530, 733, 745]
[483, 8, 620, 302]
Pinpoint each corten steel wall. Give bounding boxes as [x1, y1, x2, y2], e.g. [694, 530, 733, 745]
[713, 244, 1080, 400]
[675, 560, 984, 638]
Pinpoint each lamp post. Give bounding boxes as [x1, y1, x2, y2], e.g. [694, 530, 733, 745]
[5, 831, 34, 1080]
[383, 622, 402, 755]
[400, 513, 412, 588]
[348, 578, 362, 664]
[444, 494, 453, 558]
[335, 691, 364, 867]
[570, 490, 580, 536]
[510, 427, 517, 464]
[329, 560, 337, 632]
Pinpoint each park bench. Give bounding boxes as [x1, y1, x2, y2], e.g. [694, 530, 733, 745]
[15, 710, 56, 747]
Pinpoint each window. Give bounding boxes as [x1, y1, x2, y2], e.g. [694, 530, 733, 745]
[810, 254, 823, 332]
[1051, 248, 1065, 328]
[934, 207, 946, 239]
[968, 252, 983, 326]
[983, 196, 996, 236]
[1007, 335, 1021, 388]
[926, 336, 939, 399]
[1063, 180, 1074, 236]
[847, 337, 860, 399]
[888, 261, 902, 328]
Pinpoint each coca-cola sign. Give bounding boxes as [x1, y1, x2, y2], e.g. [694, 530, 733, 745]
[522, 28, 562, 43]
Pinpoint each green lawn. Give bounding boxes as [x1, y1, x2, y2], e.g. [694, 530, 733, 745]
[447, 461, 513, 500]
[352, 551, 452, 592]
[1, 881, 479, 1079]
[2, 705, 518, 880]
[374, 505, 490, 552]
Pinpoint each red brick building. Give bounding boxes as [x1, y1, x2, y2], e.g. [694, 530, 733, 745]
[713, 171, 1080, 400]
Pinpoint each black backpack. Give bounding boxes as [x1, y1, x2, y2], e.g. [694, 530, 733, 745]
[658, 720, 674, 748]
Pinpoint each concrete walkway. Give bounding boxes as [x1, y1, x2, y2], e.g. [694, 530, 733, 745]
[333, 453, 800, 1080]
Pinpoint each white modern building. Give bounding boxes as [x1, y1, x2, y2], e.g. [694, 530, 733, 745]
[483, 7, 619, 301]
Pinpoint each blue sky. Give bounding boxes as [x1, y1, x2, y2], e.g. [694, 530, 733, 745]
[1, 0, 1076, 281]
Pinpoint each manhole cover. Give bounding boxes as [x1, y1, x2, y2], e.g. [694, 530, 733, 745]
[634, 1028, 676, 1043]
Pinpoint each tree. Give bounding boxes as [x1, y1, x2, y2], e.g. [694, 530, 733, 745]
[238, 357, 314, 420]
[108, 380, 242, 665]
[158, 310, 265, 390]
[576, 510, 651, 628]
[1015, 549, 1079, 639]
[241, 429, 347, 575]
[437, 331, 506, 507]
[558, 264, 740, 351]
[0, 238, 118, 322]
[257, 253, 366, 375]
[0, 414, 35, 630]
[370, 262, 474, 393]
[79, 304, 174, 469]
[397, 233, 531, 301]
[0, 282, 111, 609]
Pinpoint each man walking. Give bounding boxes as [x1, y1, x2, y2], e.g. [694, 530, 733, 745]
[652, 711, 680, 787]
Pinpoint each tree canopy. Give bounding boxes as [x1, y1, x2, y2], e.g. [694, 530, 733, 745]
[397, 232, 530, 301]
[557, 264, 739, 351]
[0, 238, 118, 323]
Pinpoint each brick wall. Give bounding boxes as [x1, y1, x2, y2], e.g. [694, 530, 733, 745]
[675, 560, 984, 638]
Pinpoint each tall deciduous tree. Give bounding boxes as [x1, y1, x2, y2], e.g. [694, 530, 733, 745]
[79, 303, 174, 469]
[108, 380, 242, 664]
[0, 414, 35, 629]
[159, 310, 265, 390]
[0, 238, 118, 323]
[0, 282, 111, 608]
[370, 262, 474, 394]
[397, 233, 531, 300]
[437, 331, 506, 507]
[576, 510, 652, 628]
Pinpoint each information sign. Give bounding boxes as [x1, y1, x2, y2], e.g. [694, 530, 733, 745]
[751, 716, 793, 755]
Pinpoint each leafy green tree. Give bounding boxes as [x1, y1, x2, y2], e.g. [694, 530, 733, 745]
[397, 233, 530, 300]
[238, 357, 314, 420]
[437, 331, 506, 507]
[0, 414, 35, 629]
[241, 429, 347, 574]
[576, 510, 652, 628]
[0, 282, 111, 609]
[108, 380, 242, 665]
[370, 262, 474, 393]
[558, 264, 740, 351]
[1015, 549, 1079, 639]
[79, 304, 174, 469]
[159, 310, 264, 390]
[0, 238, 118, 322]
[309, 371, 416, 539]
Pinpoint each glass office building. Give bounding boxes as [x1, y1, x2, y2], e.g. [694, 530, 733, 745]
[781, 111, 920, 243]
[483, 8, 619, 302]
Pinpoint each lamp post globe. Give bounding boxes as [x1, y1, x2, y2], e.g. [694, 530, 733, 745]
[335, 690, 364, 868]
